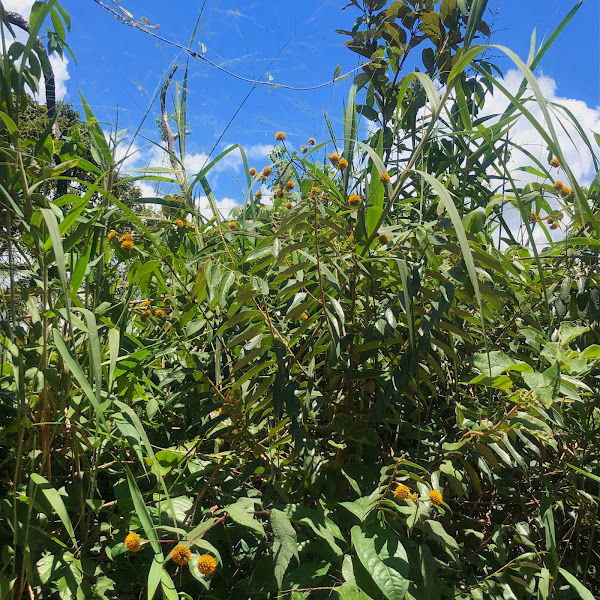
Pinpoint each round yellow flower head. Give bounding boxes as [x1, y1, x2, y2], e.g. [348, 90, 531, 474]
[546, 217, 554, 225]
[143, 299, 151, 307]
[228, 221, 237, 229]
[309, 187, 320, 198]
[308, 138, 316, 146]
[300, 145, 308, 153]
[378, 234, 391, 245]
[210, 216, 217, 223]
[172, 544, 191, 566]
[262, 166, 272, 177]
[255, 190, 262, 199]
[328, 153, 340, 165]
[285, 201, 292, 209]
[410, 492, 419, 502]
[107, 229, 117, 241]
[248, 167, 256, 177]
[550, 157, 560, 168]
[553, 180, 564, 191]
[275, 131, 286, 141]
[120, 240, 134, 252]
[394, 484, 410, 500]
[338, 158, 349, 169]
[274, 188, 285, 199]
[197, 554, 217, 576]
[429, 489, 443, 506]
[559, 185, 571, 198]
[120, 233, 133, 242]
[348, 194, 362, 208]
[529, 211, 541, 223]
[175, 218, 184, 229]
[285, 179, 295, 190]
[124, 532, 141, 552]
[300, 312, 309, 321]
[379, 172, 391, 184]
[550, 222, 559, 230]
[154, 308, 164, 318]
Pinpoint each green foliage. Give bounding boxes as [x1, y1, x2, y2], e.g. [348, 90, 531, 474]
[1, 1, 599, 600]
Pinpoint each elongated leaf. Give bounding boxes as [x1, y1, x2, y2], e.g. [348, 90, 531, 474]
[271, 508, 299, 589]
[558, 568, 595, 600]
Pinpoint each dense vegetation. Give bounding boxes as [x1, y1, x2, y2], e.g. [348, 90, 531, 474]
[1, 1, 599, 599]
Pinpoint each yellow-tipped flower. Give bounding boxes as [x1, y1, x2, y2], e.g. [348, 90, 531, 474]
[410, 492, 419, 502]
[175, 218, 184, 229]
[274, 188, 285, 199]
[210, 216, 217, 223]
[338, 158, 349, 169]
[124, 532, 141, 552]
[559, 185, 571, 198]
[285, 179, 295, 190]
[255, 190, 262, 199]
[120, 240, 134, 252]
[378, 234, 390, 245]
[107, 229, 117, 241]
[172, 544, 191, 566]
[275, 131, 286, 141]
[379, 172, 391, 184]
[394, 484, 410, 500]
[550, 157, 560, 168]
[143, 299, 151, 306]
[228, 221, 237, 229]
[550, 222, 559, 230]
[249, 167, 256, 177]
[348, 194, 362, 208]
[141, 309, 151, 319]
[300, 145, 308, 153]
[553, 180, 564, 191]
[328, 153, 340, 165]
[308, 137, 316, 146]
[197, 554, 217, 576]
[529, 211, 541, 223]
[429, 489, 443, 506]
[285, 201, 292, 209]
[262, 166, 272, 177]
[154, 308, 164, 318]
[300, 312, 309, 321]
[121, 233, 133, 242]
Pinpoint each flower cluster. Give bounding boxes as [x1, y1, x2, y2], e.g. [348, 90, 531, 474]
[348, 194, 362, 208]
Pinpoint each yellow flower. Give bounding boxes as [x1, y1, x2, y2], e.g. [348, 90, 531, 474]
[550, 222, 559, 230]
[275, 131, 286, 141]
[255, 190, 262, 199]
[285, 201, 292, 209]
[328, 153, 340, 165]
[308, 138, 316, 145]
[550, 157, 560, 168]
[121, 233, 133, 242]
[559, 185, 571, 198]
[378, 234, 390, 245]
[429, 489, 443, 506]
[529, 211, 541, 223]
[309, 186, 320, 198]
[300, 145, 308, 153]
[249, 167, 256, 177]
[300, 312, 309, 321]
[410, 492, 419, 502]
[197, 554, 217, 576]
[553, 180, 564, 191]
[348, 194, 362, 208]
[107, 229, 117, 241]
[143, 299, 151, 306]
[262, 166, 272, 177]
[210, 216, 217, 223]
[141, 309, 151, 319]
[285, 179, 295, 190]
[154, 308, 164, 318]
[124, 532, 141, 552]
[172, 544, 191, 566]
[338, 158, 349, 169]
[228, 221, 237, 229]
[546, 217, 554, 225]
[274, 188, 285, 199]
[394, 484, 410, 500]
[379, 172, 391, 184]
[175, 218, 184, 229]
[120, 240, 134, 252]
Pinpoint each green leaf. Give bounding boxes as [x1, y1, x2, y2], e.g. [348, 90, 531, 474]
[522, 362, 561, 408]
[336, 582, 374, 600]
[271, 508, 299, 589]
[558, 568, 595, 600]
[226, 500, 265, 536]
[31, 474, 76, 548]
[351, 525, 409, 600]
[423, 520, 459, 560]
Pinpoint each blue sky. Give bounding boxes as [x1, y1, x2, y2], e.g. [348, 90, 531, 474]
[4, 0, 600, 210]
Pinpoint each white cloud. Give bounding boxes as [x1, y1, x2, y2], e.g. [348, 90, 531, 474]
[49, 53, 70, 100]
[196, 195, 236, 219]
[2, 0, 35, 15]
